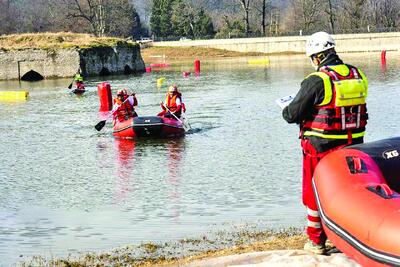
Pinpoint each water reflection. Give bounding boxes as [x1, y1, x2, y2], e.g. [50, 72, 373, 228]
[381, 61, 387, 77]
[114, 139, 136, 203]
[165, 139, 185, 220]
[166, 139, 185, 181]
[112, 138, 186, 213]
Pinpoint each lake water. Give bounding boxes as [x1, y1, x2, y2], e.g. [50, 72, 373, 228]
[0, 53, 399, 265]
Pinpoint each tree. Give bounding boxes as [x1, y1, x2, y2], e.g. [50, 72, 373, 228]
[62, 0, 107, 36]
[20, 0, 58, 32]
[287, 0, 322, 34]
[193, 8, 215, 38]
[253, 0, 271, 36]
[338, 0, 367, 31]
[0, 0, 20, 34]
[159, 0, 174, 38]
[106, 0, 137, 37]
[132, 8, 146, 39]
[379, 0, 400, 28]
[150, 0, 174, 38]
[325, 0, 336, 33]
[215, 15, 246, 38]
[61, 0, 137, 37]
[171, 0, 193, 38]
[237, 0, 252, 36]
[150, 0, 162, 37]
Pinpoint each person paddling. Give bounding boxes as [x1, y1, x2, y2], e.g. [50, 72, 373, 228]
[158, 84, 185, 119]
[73, 71, 85, 90]
[112, 89, 138, 123]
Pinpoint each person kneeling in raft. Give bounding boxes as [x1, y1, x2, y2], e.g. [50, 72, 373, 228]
[112, 89, 138, 123]
[158, 84, 186, 119]
[74, 72, 85, 90]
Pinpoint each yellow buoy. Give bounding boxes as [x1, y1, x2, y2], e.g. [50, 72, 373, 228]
[157, 77, 166, 88]
[248, 58, 270, 65]
[0, 91, 29, 101]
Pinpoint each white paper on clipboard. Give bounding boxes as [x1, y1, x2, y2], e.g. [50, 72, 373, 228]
[275, 94, 295, 109]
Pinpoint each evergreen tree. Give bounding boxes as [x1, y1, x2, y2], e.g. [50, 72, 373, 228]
[150, 0, 162, 37]
[106, 0, 137, 37]
[171, 0, 193, 38]
[159, 0, 174, 38]
[215, 16, 246, 38]
[193, 8, 214, 38]
[150, 0, 175, 38]
[132, 9, 146, 39]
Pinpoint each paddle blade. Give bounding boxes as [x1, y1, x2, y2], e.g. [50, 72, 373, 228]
[95, 120, 107, 131]
[68, 83, 73, 89]
[183, 124, 190, 132]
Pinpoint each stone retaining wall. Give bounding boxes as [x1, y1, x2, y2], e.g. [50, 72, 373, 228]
[0, 43, 145, 80]
[153, 32, 400, 54]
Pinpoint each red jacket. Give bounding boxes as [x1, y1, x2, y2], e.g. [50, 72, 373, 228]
[113, 96, 137, 122]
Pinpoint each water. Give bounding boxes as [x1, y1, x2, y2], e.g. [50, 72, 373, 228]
[0, 53, 399, 265]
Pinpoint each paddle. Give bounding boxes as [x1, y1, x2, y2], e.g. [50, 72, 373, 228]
[162, 104, 190, 131]
[68, 71, 80, 89]
[95, 115, 111, 131]
[67, 77, 74, 89]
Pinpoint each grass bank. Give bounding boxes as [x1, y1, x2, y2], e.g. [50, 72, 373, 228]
[0, 32, 136, 51]
[20, 228, 306, 266]
[140, 46, 268, 62]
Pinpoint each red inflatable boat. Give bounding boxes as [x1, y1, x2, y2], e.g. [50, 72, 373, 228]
[113, 116, 185, 139]
[313, 137, 400, 267]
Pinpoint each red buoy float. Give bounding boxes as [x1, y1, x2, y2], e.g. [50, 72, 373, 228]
[150, 63, 171, 68]
[381, 50, 386, 61]
[97, 82, 112, 111]
[194, 59, 200, 73]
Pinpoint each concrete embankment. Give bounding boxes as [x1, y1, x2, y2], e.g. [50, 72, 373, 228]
[153, 32, 400, 54]
[0, 42, 145, 81]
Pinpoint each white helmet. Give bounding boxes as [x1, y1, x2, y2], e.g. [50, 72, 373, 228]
[168, 85, 177, 93]
[305, 32, 335, 57]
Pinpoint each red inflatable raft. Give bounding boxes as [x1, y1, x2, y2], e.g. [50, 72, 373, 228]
[113, 116, 185, 139]
[313, 137, 400, 267]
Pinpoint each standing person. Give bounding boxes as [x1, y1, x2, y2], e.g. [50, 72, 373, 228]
[112, 89, 138, 123]
[158, 84, 185, 119]
[282, 32, 368, 254]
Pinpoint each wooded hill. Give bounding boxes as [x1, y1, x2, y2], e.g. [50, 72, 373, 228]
[0, 0, 398, 40]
